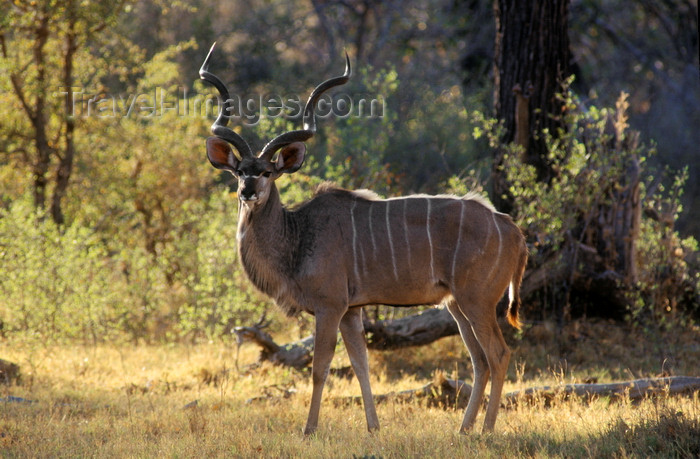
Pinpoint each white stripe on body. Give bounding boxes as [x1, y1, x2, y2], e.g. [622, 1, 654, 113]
[485, 212, 502, 281]
[451, 200, 466, 283]
[385, 201, 399, 280]
[350, 199, 361, 282]
[368, 202, 377, 256]
[426, 198, 436, 280]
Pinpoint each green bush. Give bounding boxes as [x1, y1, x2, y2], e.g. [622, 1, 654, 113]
[0, 197, 123, 342]
[0, 192, 271, 343]
[469, 84, 699, 323]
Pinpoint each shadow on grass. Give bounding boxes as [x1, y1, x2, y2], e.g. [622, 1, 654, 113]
[499, 407, 700, 458]
[598, 408, 700, 457]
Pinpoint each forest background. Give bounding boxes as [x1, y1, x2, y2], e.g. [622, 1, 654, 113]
[0, 0, 698, 344]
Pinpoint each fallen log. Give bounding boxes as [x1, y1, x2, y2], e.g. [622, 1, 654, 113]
[333, 372, 472, 409]
[503, 376, 700, 406]
[247, 376, 700, 409]
[354, 376, 700, 408]
[0, 358, 20, 385]
[233, 325, 314, 370]
[234, 307, 462, 369]
[364, 307, 458, 350]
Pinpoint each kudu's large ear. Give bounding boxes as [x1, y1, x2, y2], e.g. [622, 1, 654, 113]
[275, 142, 306, 174]
[206, 136, 240, 173]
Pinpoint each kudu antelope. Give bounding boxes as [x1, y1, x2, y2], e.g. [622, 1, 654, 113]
[200, 43, 528, 435]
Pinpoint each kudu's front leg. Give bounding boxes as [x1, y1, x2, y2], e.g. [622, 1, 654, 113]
[304, 310, 343, 436]
[339, 307, 379, 432]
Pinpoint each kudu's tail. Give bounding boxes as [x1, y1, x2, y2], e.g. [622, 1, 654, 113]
[506, 243, 528, 329]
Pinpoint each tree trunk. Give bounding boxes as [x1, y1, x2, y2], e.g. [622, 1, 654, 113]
[51, 14, 78, 226]
[30, 12, 53, 214]
[492, 0, 571, 212]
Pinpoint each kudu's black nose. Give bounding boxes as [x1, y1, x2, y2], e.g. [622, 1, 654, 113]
[238, 179, 258, 201]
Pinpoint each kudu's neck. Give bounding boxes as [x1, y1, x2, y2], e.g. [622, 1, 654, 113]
[236, 183, 290, 267]
[237, 182, 308, 314]
[238, 182, 286, 243]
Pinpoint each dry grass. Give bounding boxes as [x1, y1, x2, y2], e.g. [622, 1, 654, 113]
[1, 320, 699, 458]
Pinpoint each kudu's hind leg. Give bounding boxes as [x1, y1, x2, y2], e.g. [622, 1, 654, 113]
[456, 295, 511, 432]
[479, 320, 511, 431]
[446, 299, 490, 433]
[339, 308, 379, 432]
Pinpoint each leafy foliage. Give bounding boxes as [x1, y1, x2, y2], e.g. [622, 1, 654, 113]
[0, 1, 697, 342]
[0, 197, 123, 342]
[471, 84, 699, 322]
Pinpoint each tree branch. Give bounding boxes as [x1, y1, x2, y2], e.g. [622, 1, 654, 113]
[0, 34, 36, 121]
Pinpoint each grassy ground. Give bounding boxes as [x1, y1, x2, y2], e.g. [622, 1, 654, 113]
[1, 319, 699, 458]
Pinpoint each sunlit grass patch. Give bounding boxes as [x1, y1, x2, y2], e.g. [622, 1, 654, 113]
[1, 323, 699, 457]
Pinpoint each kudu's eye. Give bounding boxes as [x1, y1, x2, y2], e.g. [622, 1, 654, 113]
[262, 171, 271, 178]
